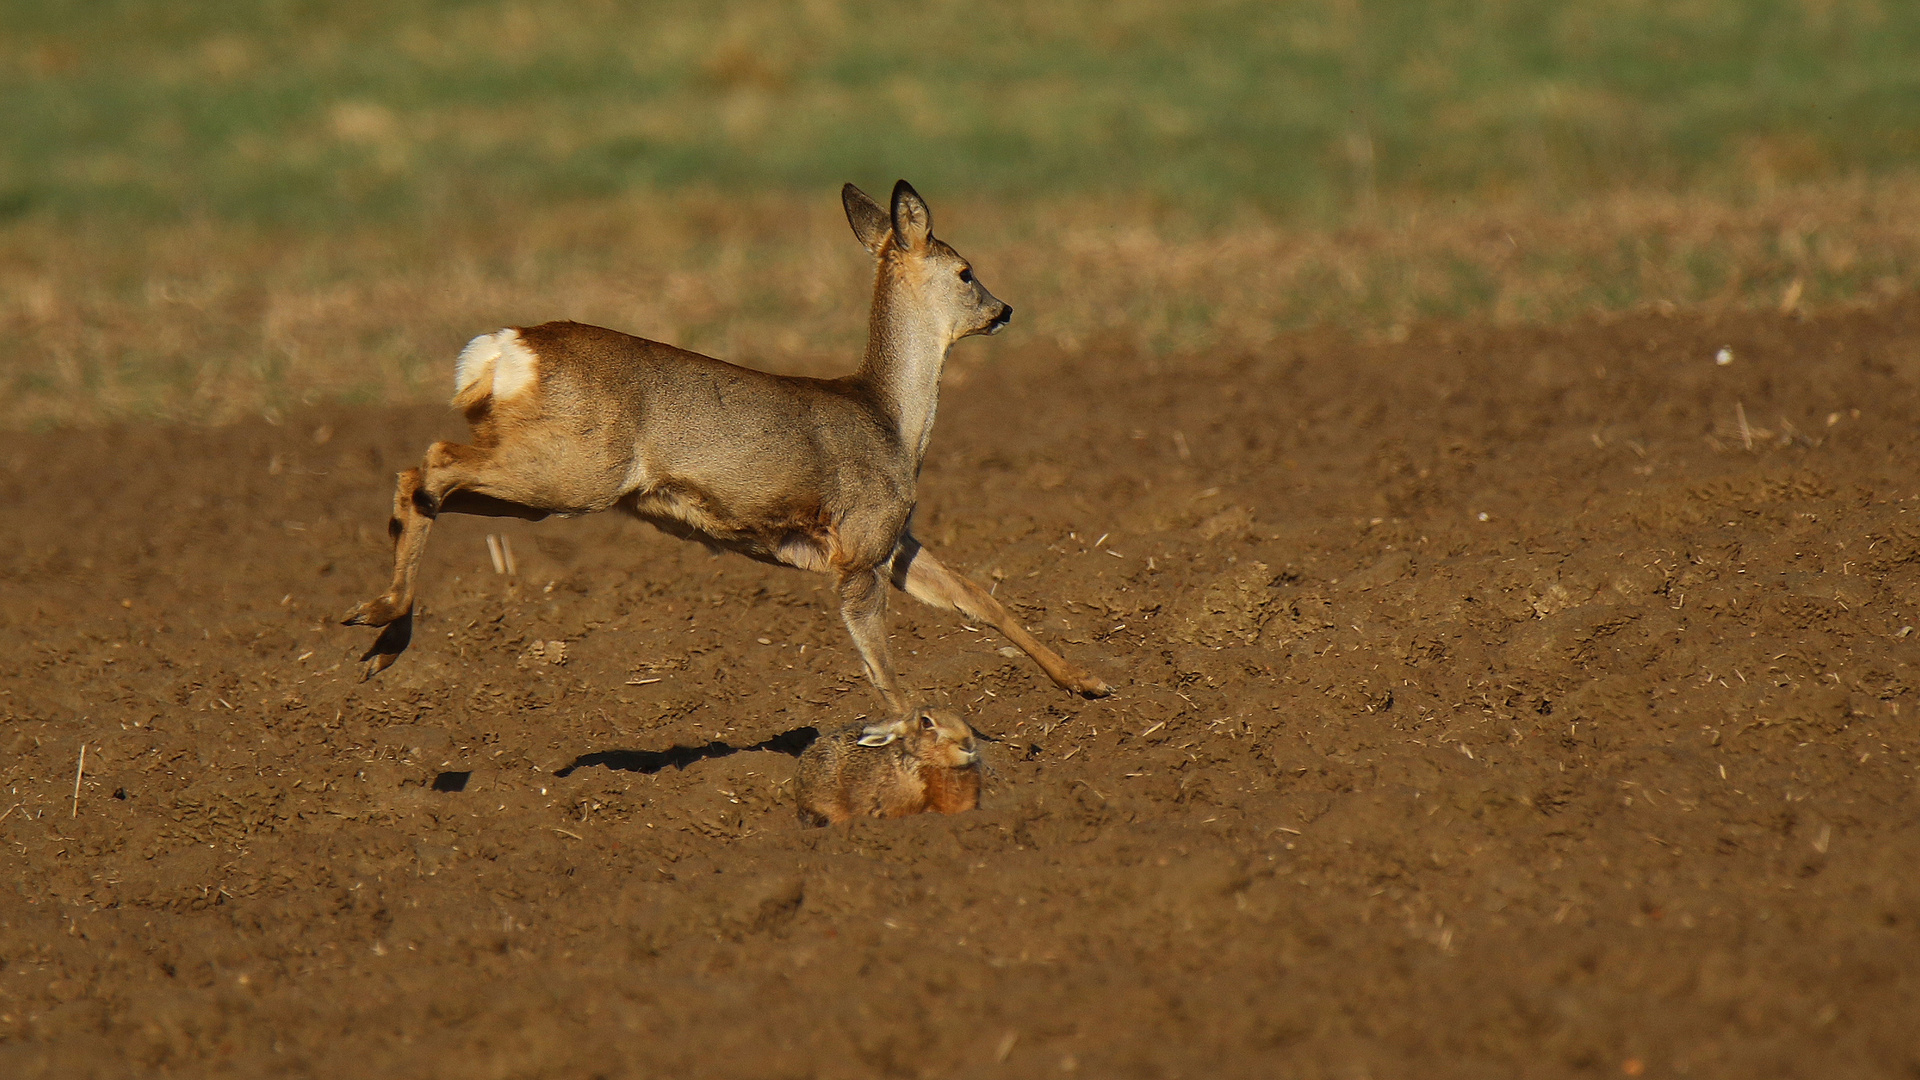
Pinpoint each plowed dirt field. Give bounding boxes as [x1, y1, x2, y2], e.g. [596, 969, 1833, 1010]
[4, 299, 1919, 1078]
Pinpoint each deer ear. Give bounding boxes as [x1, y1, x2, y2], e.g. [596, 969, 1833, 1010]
[842, 183, 890, 255]
[890, 180, 931, 251]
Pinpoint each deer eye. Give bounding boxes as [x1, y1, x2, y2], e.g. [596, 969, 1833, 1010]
[957, 267, 974, 284]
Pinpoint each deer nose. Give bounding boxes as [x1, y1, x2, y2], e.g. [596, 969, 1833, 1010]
[990, 304, 1013, 330]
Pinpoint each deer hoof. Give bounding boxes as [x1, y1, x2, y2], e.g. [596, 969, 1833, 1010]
[341, 597, 403, 627]
[1068, 670, 1114, 698]
[355, 612, 414, 679]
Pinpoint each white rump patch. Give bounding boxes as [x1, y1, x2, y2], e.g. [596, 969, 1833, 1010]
[452, 328, 539, 404]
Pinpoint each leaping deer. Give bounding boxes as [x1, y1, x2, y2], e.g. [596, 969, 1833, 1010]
[343, 181, 1112, 714]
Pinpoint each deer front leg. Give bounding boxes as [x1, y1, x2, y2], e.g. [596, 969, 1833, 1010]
[837, 566, 907, 716]
[889, 534, 1113, 698]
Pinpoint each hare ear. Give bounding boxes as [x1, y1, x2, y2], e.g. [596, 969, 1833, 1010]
[855, 721, 902, 748]
[842, 183, 890, 255]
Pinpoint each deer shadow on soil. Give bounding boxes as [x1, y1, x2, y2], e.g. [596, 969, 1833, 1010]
[552, 726, 821, 778]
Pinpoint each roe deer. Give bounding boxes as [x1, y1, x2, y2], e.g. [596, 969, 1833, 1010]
[342, 181, 1112, 714]
[795, 707, 983, 826]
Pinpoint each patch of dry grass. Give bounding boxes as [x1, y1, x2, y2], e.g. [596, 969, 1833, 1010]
[2, 176, 1916, 430]
[7, 2, 1916, 428]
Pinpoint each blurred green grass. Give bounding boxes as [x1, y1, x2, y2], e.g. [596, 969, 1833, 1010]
[4, 1, 1919, 428]
[3, 0, 1916, 223]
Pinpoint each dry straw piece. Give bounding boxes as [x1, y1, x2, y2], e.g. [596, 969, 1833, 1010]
[71, 743, 85, 818]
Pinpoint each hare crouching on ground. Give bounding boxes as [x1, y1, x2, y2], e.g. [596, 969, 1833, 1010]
[796, 707, 983, 826]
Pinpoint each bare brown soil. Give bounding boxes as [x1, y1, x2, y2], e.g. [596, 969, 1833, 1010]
[3, 299, 1919, 1078]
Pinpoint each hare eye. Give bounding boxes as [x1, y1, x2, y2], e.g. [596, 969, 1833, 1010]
[921, 715, 937, 730]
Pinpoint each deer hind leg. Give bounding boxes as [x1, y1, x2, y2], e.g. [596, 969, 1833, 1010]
[889, 533, 1113, 699]
[342, 441, 552, 676]
[342, 463, 432, 630]
[339, 463, 431, 676]
[837, 566, 908, 716]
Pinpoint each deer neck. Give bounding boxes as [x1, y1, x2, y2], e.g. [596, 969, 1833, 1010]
[858, 273, 950, 465]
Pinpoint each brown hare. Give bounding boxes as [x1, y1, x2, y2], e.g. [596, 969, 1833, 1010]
[795, 706, 983, 826]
